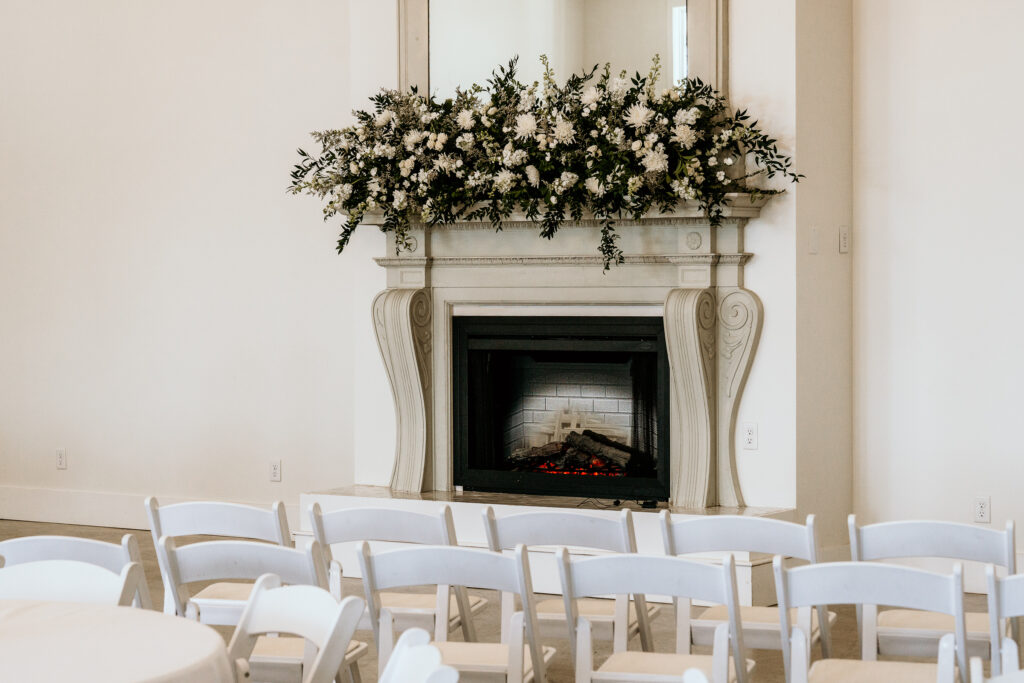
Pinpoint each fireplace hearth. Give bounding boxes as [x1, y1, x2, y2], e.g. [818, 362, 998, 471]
[453, 317, 670, 500]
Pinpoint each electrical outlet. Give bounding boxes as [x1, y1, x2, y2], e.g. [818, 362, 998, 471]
[974, 495, 991, 524]
[742, 423, 758, 450]
[839, 225, 850, 254]
[270, 460, 282, 482]
[56, 449, 67, 470]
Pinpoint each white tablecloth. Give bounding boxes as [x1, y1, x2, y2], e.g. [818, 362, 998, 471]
[0, 599, 234, 682]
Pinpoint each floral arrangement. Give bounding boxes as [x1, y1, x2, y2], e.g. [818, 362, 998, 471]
[290, 56, 800, 268]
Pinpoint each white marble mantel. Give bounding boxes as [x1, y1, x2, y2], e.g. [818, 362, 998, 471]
[364, 193, 767, 509]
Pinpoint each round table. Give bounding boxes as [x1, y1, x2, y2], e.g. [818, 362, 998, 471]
[0, 599, 234, 682]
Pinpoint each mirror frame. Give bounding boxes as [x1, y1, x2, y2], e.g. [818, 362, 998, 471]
[398, 0, 729, 98]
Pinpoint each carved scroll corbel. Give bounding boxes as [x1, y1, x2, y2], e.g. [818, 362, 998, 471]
[715, 288, 762, 508]
[372, 288, 432, 492]
[664, 288, 718, 508]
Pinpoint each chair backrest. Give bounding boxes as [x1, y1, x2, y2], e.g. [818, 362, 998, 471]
[661, 511, 820, 561]
[986, 565, 1024, 676]
[378, 628, 460, 683]
[157, 537, 327, 617]
[483, 506, 636, 553]
[146, 497, 291, 546]
[0, 559, 144, 606]
[309, 503, 456, 564]
[848, 514, 1016, 570]
[0, 534, 152, 608]
[359, 542, 545, 682]
[557, 550, 747, 682]
[774, 558, 967, 681]
[227, 573, 366, 683]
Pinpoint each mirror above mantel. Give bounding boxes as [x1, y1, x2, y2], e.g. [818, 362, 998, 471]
[398, 0, 728, 97]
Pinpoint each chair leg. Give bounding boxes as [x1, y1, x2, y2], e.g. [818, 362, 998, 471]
[347, 661, 362, 683]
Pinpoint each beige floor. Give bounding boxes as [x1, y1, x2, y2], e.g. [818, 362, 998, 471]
[0, 519, 985, 682]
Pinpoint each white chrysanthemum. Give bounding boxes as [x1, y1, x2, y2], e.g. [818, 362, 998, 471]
[374, 109, 395, 127]
[457, 109, 475, 130]
[514, 113, 538, 140]
[525, 165, 540, 188]
[671, 123, 697, 149]
[641, 148, 669, 173]
[494, 169, 517, 193]
[585, 177, 605, 197]
[553, 117, 575, 144]
[581, 86, 601, 107]
[624, 103, 654, 129]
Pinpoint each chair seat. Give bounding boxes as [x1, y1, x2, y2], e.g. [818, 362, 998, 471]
[536, 597, 633, 619]
[807, 659, 939, 683]
[598, 651, 754, 682]
[381, 591, 486, 615]
[434, 641, 556, 678]
[694, 605, 836, 649]
[194, 581, 254, 601]
[877, 609, 989, 636]
[251, 636, 367, 661]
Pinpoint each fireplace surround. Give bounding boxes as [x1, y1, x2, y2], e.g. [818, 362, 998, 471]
[369, 195, 765, 509]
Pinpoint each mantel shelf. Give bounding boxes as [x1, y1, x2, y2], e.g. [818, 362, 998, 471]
[351, 192, 768, 229]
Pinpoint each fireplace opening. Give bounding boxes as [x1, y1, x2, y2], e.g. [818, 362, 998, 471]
[453, 317, 670, 500]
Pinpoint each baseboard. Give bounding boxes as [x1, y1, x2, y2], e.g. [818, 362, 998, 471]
[0, 485, 302, 533]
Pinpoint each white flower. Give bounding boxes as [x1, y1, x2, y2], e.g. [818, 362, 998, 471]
[585, 177, 605, 197]
[457, 109, 475, 130]
[398, 157, 416, 177]
[487, 106, 497, 116]
[336, 184, 353, 202]
[374, 109, 395, 127]
[723, 156, 734, 166]
[554, 171, 578, 194]
[627, 176, 643, 193]
[674, 107, 700, 126]
[581, 86, 600, 107]
[608, 77, 629, 99]
[641, 148, 669, 173]
[514, 113, 538, 140]
[517, 93, 536, 112]
[501, 143, 529, 167]
[553, 117, 575, 144]
[349, 162, 359, 174]
[671, 123, 697, 149]
[493, 169, 517, 193]
[392, 190, 407, 209]
[434, 154, 458, 174]
[525, 165, 540, 187]
[624, 103, 654, 129]
[708, 156, 718, 167]
[455, 133, 475, 151]
[717, 171, 727, 182]
[630, 140, 642, 152]
[672, 178, 696, 200]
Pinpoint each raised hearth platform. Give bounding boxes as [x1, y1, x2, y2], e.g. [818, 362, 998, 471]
[296, 485, 794, 606]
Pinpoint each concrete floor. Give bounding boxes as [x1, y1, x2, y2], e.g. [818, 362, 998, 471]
[0, 518, 985, 682]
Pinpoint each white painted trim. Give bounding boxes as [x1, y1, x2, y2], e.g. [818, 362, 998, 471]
[0, 485, 301, 534]
[450, 303, 664, 318]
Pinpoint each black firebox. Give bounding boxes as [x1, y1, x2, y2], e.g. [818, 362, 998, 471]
[452, 316, 670, 500]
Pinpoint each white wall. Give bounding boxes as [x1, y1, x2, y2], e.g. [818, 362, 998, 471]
[0, 0, 359, 527]
[853, 1, 1024, 532]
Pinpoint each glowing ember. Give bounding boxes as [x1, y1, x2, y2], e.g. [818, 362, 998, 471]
[526, 456, 626, 477]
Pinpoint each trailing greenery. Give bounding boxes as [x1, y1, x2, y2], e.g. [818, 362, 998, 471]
[290, 56, 800, 268]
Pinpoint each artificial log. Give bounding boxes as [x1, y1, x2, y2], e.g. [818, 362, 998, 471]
[508, 441, 563, 463]
[564, 431, 632, 467]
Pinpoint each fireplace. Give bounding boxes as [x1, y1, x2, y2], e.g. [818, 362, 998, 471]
[453, 316, 670, 500]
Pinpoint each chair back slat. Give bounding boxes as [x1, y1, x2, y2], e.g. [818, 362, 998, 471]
[661, 512, 817, 560]
[562, 553, 731, 606]
[484, 508, 634, 552]
[0, 534, 135, 573]
[147, 498, 290, 545]
[779, 560, 962, 614]
[992, 570, 1024, 619]
[164, 539, 325, 587]
[850, 516, 1015, 568]
[986, 566, 1024, 675]
[311, 505, 452, 551]
[360, 544, 519, 594]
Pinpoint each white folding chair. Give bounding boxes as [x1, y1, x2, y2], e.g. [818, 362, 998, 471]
[849, 515, 1016, 665]
[310, 502, 485, 640]
[359, 542, 555, 683]
[158, 537, 367, 683]
[378, 628, 461, 683]
[776, 558, 964, 683]
[0, 533, 153, 608]
[0, 559, 145, 606]
[483, 507, 658, 654]
[145, 496, 291, 615]
[227, 573, 367, 683]
[661, 512, 835, 653]
[986, 565, 1024, 675]
[969, 655, 1024, 683]
[558, 549, 752, 683]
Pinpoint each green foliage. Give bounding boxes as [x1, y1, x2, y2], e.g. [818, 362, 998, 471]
[290, 57, 801, 269]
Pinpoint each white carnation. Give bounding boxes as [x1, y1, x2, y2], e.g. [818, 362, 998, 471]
[641, 148, 669, 173]
[514, 113, 538, 140]
[671, 123, 697, 149]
